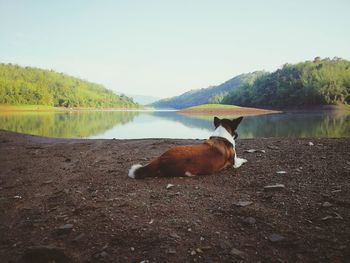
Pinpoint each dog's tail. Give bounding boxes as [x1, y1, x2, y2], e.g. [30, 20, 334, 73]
[128, 161, 159, 179]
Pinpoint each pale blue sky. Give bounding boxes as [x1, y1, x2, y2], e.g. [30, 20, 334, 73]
[1, 0, 349, 97]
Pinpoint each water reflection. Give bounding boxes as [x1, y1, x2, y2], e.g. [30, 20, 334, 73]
[0, 110, 349, 139]
[0, 111, 140, 138]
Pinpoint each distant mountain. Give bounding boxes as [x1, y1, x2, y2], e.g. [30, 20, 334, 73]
[126, 94, 162, 105]
[0, 63, 139, 108]
[151, 71, 266, 109]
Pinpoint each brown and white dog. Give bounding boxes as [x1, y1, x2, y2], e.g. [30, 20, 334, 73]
[128, 116, 247, 179]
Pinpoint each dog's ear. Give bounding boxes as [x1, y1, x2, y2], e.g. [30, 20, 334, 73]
[232, 116, 243, 129]
[214, 116, 221, 128]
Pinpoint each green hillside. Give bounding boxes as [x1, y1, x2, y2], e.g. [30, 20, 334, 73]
[222, 57, 350, 107]
[151, 71, 265, 109]
[0, 63, 138, 108]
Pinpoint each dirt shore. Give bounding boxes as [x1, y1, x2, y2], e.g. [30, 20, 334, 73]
[179, 107, 279, 116]
[0, 130, 349, 262]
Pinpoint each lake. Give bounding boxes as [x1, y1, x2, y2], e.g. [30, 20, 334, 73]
[0, 110, 349, 139]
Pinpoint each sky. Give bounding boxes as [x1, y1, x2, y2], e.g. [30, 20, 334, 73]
[1, 0, 350, 98]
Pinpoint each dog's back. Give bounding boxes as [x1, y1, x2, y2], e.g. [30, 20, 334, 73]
[129, 139, 234, 179]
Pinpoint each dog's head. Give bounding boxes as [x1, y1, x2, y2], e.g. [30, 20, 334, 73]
[214, 116, 243, 139]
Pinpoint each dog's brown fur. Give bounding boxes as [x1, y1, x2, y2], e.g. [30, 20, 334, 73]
[128, 116, 243, 179]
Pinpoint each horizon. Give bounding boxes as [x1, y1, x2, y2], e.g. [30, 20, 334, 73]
[1, 0, 350, 98]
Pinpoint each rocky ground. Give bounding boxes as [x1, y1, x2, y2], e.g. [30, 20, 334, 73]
[0, 130, 349, 263]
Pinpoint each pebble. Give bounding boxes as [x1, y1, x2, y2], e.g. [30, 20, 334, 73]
[57, 223, 73, 234]
[166, 184, 174, 189]
[59, 223, 73, 230]
[322, 202, 332, 207]
[235, 201, 253, 207]
[169, 232, 181, 239]
[276, 171, 287, 174]
[166, 248, 176, 254]
[264, 184, 285, 190]
[268, 233, 285, 242]
[243, 217, 256, 225]
[321, 215, 333, 221]
[245, 149, 266, 153]
[196, 248, 203, 253]
[73, 233, 86, 242]
[100, 251, 108, 257]
[267, 145, 279, 150]
[308, 141, 314, 146]
[230, 247, 244, 258]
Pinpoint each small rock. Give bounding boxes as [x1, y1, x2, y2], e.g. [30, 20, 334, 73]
[267, 145, 279, 150]
[276, 171, 287, 174]
[268, 233, 285, 242]
[166, 184, 174, 189]
[322, 202, 332, 207]
[200, 246, 212, 250]
[234, 201, 253, 207]
[130, 247, 135, 252]
[166, 248, 176, 254]
[196, 248, 203, 253]
[245, 149, 257, 153]
[321, 215, 333, 221]
[43, 180, 53, 184]
[73, 233, 85, 242]
[59, 223, 73, 230]
[331, 189, 341, 193]
[190, 250, 196, 256]
[169, 232, 181, 239]
[100, 251, 108, 257]
[264, 184, 285, 190]
[148, 219, 154, 224]
[57, 224, 73, 234]
[308, 141, 314, 146]
[243, 217, 256, 225]
[245, 149, 265, 153]
[230, 247, 244, 258]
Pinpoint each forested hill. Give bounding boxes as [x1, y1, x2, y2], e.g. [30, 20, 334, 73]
[222, 57, 350, 107]
[0, 63, 138, 108]
[151, 71, 265, 109]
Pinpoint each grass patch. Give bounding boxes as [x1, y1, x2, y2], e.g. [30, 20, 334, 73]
[0, 104, 66, 112]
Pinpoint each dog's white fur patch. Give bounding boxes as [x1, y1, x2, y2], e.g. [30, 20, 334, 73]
[128, 164, 142, 179]
[212, 125, 247, 168]
[211, 126, 236, 147]
[233, 153, 247, 169]
[185, 171, 196, 177]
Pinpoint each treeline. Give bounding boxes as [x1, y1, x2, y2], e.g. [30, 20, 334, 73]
[0, 63, 138, 108]
[222, 57, 350, 107]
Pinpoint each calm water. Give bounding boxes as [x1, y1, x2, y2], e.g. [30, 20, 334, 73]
[0, 110, 349, 139]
